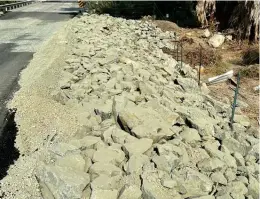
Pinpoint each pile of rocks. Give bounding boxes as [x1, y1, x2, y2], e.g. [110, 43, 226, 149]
[36, 14, 259, 199]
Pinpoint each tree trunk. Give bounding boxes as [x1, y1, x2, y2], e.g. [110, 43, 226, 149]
[228, 1, 259, 42]
[196, 0, 216, 28]
[196, 0, 259, 42]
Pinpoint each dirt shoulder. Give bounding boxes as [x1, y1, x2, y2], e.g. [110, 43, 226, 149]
[154, 19, 259, 127]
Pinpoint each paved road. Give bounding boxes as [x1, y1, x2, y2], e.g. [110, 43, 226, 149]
[0, 2, 79, 132]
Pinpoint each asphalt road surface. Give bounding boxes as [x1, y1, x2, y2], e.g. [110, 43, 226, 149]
[0, 2, 79, 133]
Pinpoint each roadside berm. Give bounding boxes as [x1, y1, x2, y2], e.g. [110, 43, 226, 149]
[1, 14, 259, 199]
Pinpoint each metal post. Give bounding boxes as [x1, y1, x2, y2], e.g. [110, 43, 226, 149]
[198, 45, 202, 85]
[180, 41, 183, 68]
[230, 72, 241, 130]
[176, 42, 178, 62]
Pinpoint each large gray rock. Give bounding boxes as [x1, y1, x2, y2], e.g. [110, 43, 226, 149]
[177, 107, 217, 137]
[233, 152, 245, 166]
[92, 147, 125, 165]
[118, 104, 176, 142]
[226, 181, 248, 195]
[90, 174, 122, 190]
[180, 127, 201, 143]
[118, 185, 142, 199]
[161, 179, 177, 189]
[152, 153, 181, 173]
[173, 167, 213, 198]
[248, 175, 259, 199]
[142, 172, 181, 199]
[90, 189, 119, 199]
[89, 162, 122, 179]
[55, 154, 85, 171]
[210, 172, 227, 185]
[123, 138, 153, 156]
[222, 137, 249, 156]
[208, 34, 225, 48]
[224, 168, 237, 182]
[37, 164, 90, 199]
[197, 158, 225, 172]
[124, 154, 150, 174]
[111, 126, 137, 144]
[193, 196, 215, 199]
[49, 142, 79, 156]
[176, 77, 199, 92]
[69, 136, 102, 150]
[234, 114, 251, 127]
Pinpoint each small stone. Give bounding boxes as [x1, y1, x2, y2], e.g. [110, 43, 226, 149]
[233, 152, 245, 166]
[180, 127, 201, 143]
[216, 194, 232, 199]
[227, 181, 248, 195]
[89, 162, 122, 178]
[201, 82, 210, 94]
[123, 138, 153, 156]
[92, 147, 125, 165]
[236, 176, 248, 185]
[222, 137, 248, 156]
[203, 29, 211, 38]
[50, 142, 78, 156]
[37, 164, 90, 199]
[55, 154, 85, 171]
[197, 158, 225, 172]
[237, 99, 249, 108]
[211, 172, 227, 185]
[208, 34, 225, 48]
[82, 149, 96, 159]
[152, 155, 172, 173]
[118, 185, 142, 199]
[234, 114, 251, 127]
[142, 173, 181, 199]
[224, 168, 237, 182]
[69, 136, 102, 150]
[226, 35, 232, 41]
[176, 77, 199, 92]
[248, 175, 259, 199]
[193, 196, 215, 199]
[91, 174, 122, 190]
[124, 154, 149, 174]
[90, 189, 118, 199]
[161, 179, 177, 189]
[84, 157, 92, 172]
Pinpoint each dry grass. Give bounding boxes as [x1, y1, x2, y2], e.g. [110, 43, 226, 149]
[242, 46, 259, 65]
[205, 60, 233, 76]
[240, 65, 259, 78]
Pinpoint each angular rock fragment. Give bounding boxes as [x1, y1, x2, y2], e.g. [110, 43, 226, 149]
[122, 138, 153, 156]
[89, 162, 122, 179]
[90, 189, 119, 199]
[92, 147, 125, 165]
[118, 185, 142, 199]
[37, 164, 90, 199]
[124, 154, 149, 174]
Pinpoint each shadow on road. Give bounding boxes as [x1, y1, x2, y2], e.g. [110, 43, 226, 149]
[0, 11, 78, 21]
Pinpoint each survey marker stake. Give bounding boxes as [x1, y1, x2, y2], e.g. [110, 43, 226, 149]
[230, 72, 241, 130]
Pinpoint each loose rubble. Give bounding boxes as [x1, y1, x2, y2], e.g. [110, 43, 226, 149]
[4, 14, 260, 199]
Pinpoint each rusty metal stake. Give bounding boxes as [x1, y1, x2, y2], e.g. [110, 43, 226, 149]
[176, 42, 179, 62]
[230, 72, 241, 130]
[198, 45, 202, 86]
[180, 41, 183, 68]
